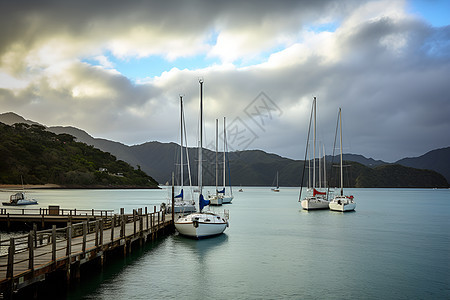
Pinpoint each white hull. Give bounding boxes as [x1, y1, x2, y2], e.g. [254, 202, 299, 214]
[175, 212, 228, 239]
[208, 195, 223, 206]
[301, 197, 329, 210]
[329, 196, 356, 212]
[221, 195, 233, 204]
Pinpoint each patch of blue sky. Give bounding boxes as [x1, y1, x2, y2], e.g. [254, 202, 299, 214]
[407, 0, 450, 27]
[83, 51, 221, 81]
[305, 21, 340, 33]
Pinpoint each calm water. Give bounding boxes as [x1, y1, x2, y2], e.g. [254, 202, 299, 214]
[1, 187, 449, 299]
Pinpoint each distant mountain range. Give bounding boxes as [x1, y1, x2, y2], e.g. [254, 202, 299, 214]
[1, 112, 449, 187]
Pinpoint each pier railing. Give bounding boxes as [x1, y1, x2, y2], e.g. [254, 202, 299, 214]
[0, 206, 170, 291]
[0, 207, 115, 217]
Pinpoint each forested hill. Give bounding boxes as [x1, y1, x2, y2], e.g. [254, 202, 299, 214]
[0, 122, 159, 188]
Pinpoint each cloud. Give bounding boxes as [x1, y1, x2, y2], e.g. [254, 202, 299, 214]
[0, 0, 449, 162]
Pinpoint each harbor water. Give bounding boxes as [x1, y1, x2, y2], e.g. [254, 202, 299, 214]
[1, 187, 449, 299]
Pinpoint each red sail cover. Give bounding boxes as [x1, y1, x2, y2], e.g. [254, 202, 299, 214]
[313, 188, 326, 196]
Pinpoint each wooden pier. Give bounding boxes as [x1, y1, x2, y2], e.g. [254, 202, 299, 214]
[0, 206, 175, 299]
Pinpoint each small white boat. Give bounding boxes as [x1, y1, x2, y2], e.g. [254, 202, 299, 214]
[271, 171, 280, 192]
[3, 192, 38, 206]
[329, 108, 356, 212]
[175, 79, 229, 239]
[208, 193, 223, 206]
[175, 211, 228, 239]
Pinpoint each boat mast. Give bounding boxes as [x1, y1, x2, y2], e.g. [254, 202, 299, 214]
[180, 95, 184, 194]
[198, 79, 203, 195]
[339, 108, 343, 196]
[223, 117, 226, 192]
[313, 97, 316, 190]
[215, 118, 218, 196]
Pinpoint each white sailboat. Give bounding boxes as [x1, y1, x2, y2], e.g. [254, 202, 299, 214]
[163, 95, 196, 214]
[175, 79, 229, 239]
[208, 119, 223, 206]
[219, 117, 234, 203]
[271, 171, 280, 192]
[329, 108, 356, 212]
[300, 97, 329, 210]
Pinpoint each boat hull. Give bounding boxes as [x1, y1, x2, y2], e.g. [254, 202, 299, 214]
[175, 213, 228, 239]
[301, 197, 329, 210]
[2, 200, 38, 206]
[221, 195, 233, 204]
[329, 197, 356, 212]
[208, 195, 223, 206]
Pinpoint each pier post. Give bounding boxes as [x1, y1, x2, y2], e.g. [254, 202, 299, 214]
[145, 207, 149, 230]
[95, 220, 99, 247]
[133, 209, 137, 236]
[52, 225, 56, 263]
[111, 215, 115, 242]
[6, 237, 14, 278]
[33, 223, 37, 248]
[28, 231, 34, 270]
[66, 226, 72, 284]
[82, 222, 87, 256]
[7, 213, 10, 230]
[100, 219, 104, 247]
[66, 226, 72, 257]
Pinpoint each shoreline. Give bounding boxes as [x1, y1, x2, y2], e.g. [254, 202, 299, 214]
[0, 184, 160, 190]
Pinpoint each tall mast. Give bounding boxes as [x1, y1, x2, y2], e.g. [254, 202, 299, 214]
[198, 79, 203, 194]
[313, 97, 316, 190]
[223, 117, 226, 191]
[180, 95, 184, 192]
[339, 108, 343, 196]
[215, 118, 218, 196]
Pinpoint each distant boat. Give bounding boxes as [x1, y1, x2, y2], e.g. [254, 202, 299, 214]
[271, 171, 280, 192]
[3, 178, 38, 206]
[238, 188, 243, 192]
[329, 108, 356, 212]
[300, 97, 329, 210]
[175, 79, 229, 239]
[162, 95, 196, 214]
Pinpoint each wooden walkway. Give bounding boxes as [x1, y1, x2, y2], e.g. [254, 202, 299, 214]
[0, 207, 175, 298]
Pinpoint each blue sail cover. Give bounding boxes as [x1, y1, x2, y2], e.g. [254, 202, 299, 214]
[218, 188, 225, 194]
[174, 189, 183, 199]
[199, 194, 210, 211]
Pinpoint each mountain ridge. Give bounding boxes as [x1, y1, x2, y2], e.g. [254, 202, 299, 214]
[1, 112, 448, 187]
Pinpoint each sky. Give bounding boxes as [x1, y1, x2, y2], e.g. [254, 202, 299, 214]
[0, 0, 449, 162]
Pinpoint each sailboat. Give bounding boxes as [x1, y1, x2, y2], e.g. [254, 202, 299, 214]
[271, 171, 280, 192]
[208, 119, 223, 206]
[300, 97, 329, 210]
[219, 117, 234, 203]
[329, 108, 356, 212]
[163, 95, 196, 214]
[175, 79, 229, 239]
[2, 176, 38, 206]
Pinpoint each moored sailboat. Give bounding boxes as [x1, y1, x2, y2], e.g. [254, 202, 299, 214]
[300, 97, 329, 210]
[329, 108, 356, 212]
[162, 95, 196, 214]
[219, 117, 234, 203]
[175, 79, 229, 239]
[271, 171, 280, 192]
